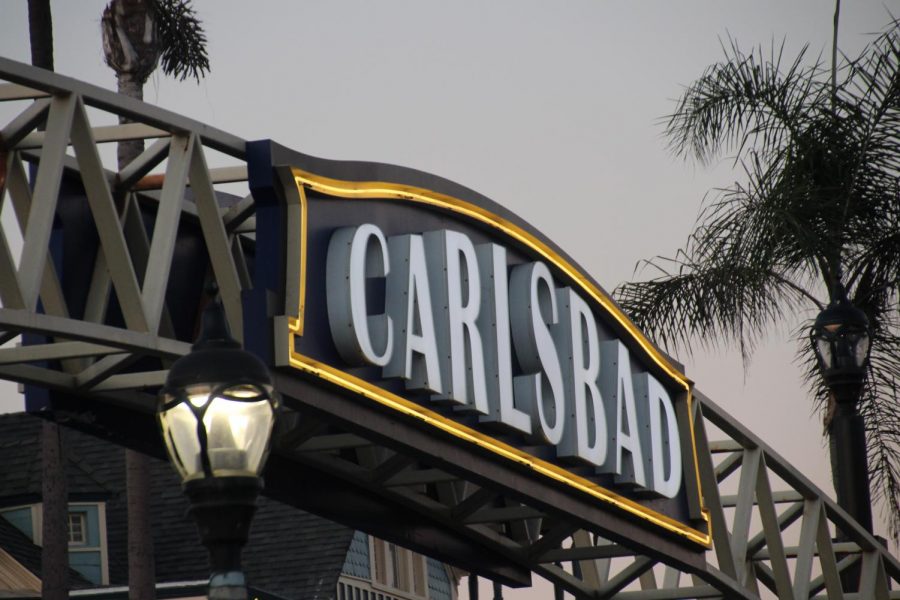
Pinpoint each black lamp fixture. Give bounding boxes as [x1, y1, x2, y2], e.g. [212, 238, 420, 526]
[158, 286, 279, 600]
[809, 280, 873, 539]
[810, 282, 871, 399]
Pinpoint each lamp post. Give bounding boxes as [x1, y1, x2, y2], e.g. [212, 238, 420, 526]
[810, 283, 873, 535]
[158, 289, 279, 600]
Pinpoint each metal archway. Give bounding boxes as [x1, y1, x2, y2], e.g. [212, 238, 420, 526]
[0, 57, 897, 599]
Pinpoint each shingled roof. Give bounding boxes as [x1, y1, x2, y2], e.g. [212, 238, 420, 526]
[0, 416, 115, 504]
[0, 412, 355, 599]
[0, 507, 95, 590]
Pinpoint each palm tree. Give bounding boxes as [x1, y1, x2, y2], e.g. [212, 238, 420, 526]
[102, 0, 209, 167]
[613, 17, 900, 539]
[40, 420, 68, 600]
[26, 3, 71, 598]
[101, 2, 209, 598]
[27, 0, 53, 72]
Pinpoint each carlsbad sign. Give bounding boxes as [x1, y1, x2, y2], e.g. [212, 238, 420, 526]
[252, 148, 710, 549]
[326, 223, 682, 498]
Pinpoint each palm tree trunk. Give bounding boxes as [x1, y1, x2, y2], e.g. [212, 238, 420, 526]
[492, 581, 503, 600]
[41, 420, 68, 600]
[28, 5, 68, 599]
[27, 0, 53, 71]
[118, 71, 156, 600]
[467, 575, 478, 600]
[102, 3, 157, 595]
[831, 0, 840, 110]
[117, 73, 145, 170]
[126, 449, 156, 600]
[117, 73, 155, 600]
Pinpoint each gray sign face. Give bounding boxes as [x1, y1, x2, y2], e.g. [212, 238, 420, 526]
[278, 167, 709, 548]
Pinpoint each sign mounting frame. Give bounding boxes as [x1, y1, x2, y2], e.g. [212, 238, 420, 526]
[274, 164, 711, 549]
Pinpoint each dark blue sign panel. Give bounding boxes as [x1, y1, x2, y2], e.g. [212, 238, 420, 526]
[248, 143, 710, 549]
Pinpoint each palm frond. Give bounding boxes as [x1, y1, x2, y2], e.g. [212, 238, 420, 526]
[862, 324, 900, 539]
[666, 37, 829, 165]
[842, 17, 900, 147]
[623, 15, 900, 540]
[614, 253, 806, 363]
[152, 0, 209, 82]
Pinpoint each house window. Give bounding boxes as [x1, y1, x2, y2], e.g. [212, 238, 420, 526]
[67, 511, 87, 545]
[389, 542, 402, 589]
[65, 503, 109, 585]
[371, 537, 427, 599]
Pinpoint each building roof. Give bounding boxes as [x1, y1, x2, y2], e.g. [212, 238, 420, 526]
[0, 417, 114, 505]
[0, 416, 43, 504]
[0, 514, 45, 586]
[0, 506, 95, 590]
[0, 412, 355, 600]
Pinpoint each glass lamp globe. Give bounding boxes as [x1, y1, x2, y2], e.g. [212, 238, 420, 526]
[810, 288, 871, 388]
[158, 295, 278, 482]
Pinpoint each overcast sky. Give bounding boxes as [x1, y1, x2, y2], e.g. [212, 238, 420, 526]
[0, 1, 896, 594]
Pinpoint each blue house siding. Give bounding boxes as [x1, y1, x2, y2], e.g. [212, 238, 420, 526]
[426, 557, 452, 600]
[0, 507, 33, 539]
[69, 550, 103, 583]
[341, 530, 371, 580]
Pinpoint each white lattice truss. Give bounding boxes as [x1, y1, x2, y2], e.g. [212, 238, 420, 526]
[0, 57, 897, 599]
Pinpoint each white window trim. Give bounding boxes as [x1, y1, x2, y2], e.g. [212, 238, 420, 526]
[369, 537, 428, 600]
[67, 511, 88, 545]
[65, 502, 109, 585]
[97, 502, 109, 585]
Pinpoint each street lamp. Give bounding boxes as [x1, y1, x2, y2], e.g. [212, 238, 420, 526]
[158, 289, 279, 600]
[810, 282, 873, 535]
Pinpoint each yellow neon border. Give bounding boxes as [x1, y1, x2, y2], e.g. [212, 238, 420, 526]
[284, 167, 711, 548]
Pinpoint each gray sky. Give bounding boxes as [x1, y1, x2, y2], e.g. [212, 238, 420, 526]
[0, 0, 896, 593]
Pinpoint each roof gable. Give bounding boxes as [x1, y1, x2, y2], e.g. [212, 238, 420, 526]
[0, 413, 356, 598]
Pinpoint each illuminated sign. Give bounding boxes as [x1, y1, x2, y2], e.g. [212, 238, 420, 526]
[326, 223, 682, 498]
[268, 163, 710, 548]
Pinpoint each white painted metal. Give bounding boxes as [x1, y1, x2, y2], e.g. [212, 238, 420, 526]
[188, 141, 244, 340]
[18, 93, 74, 311]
